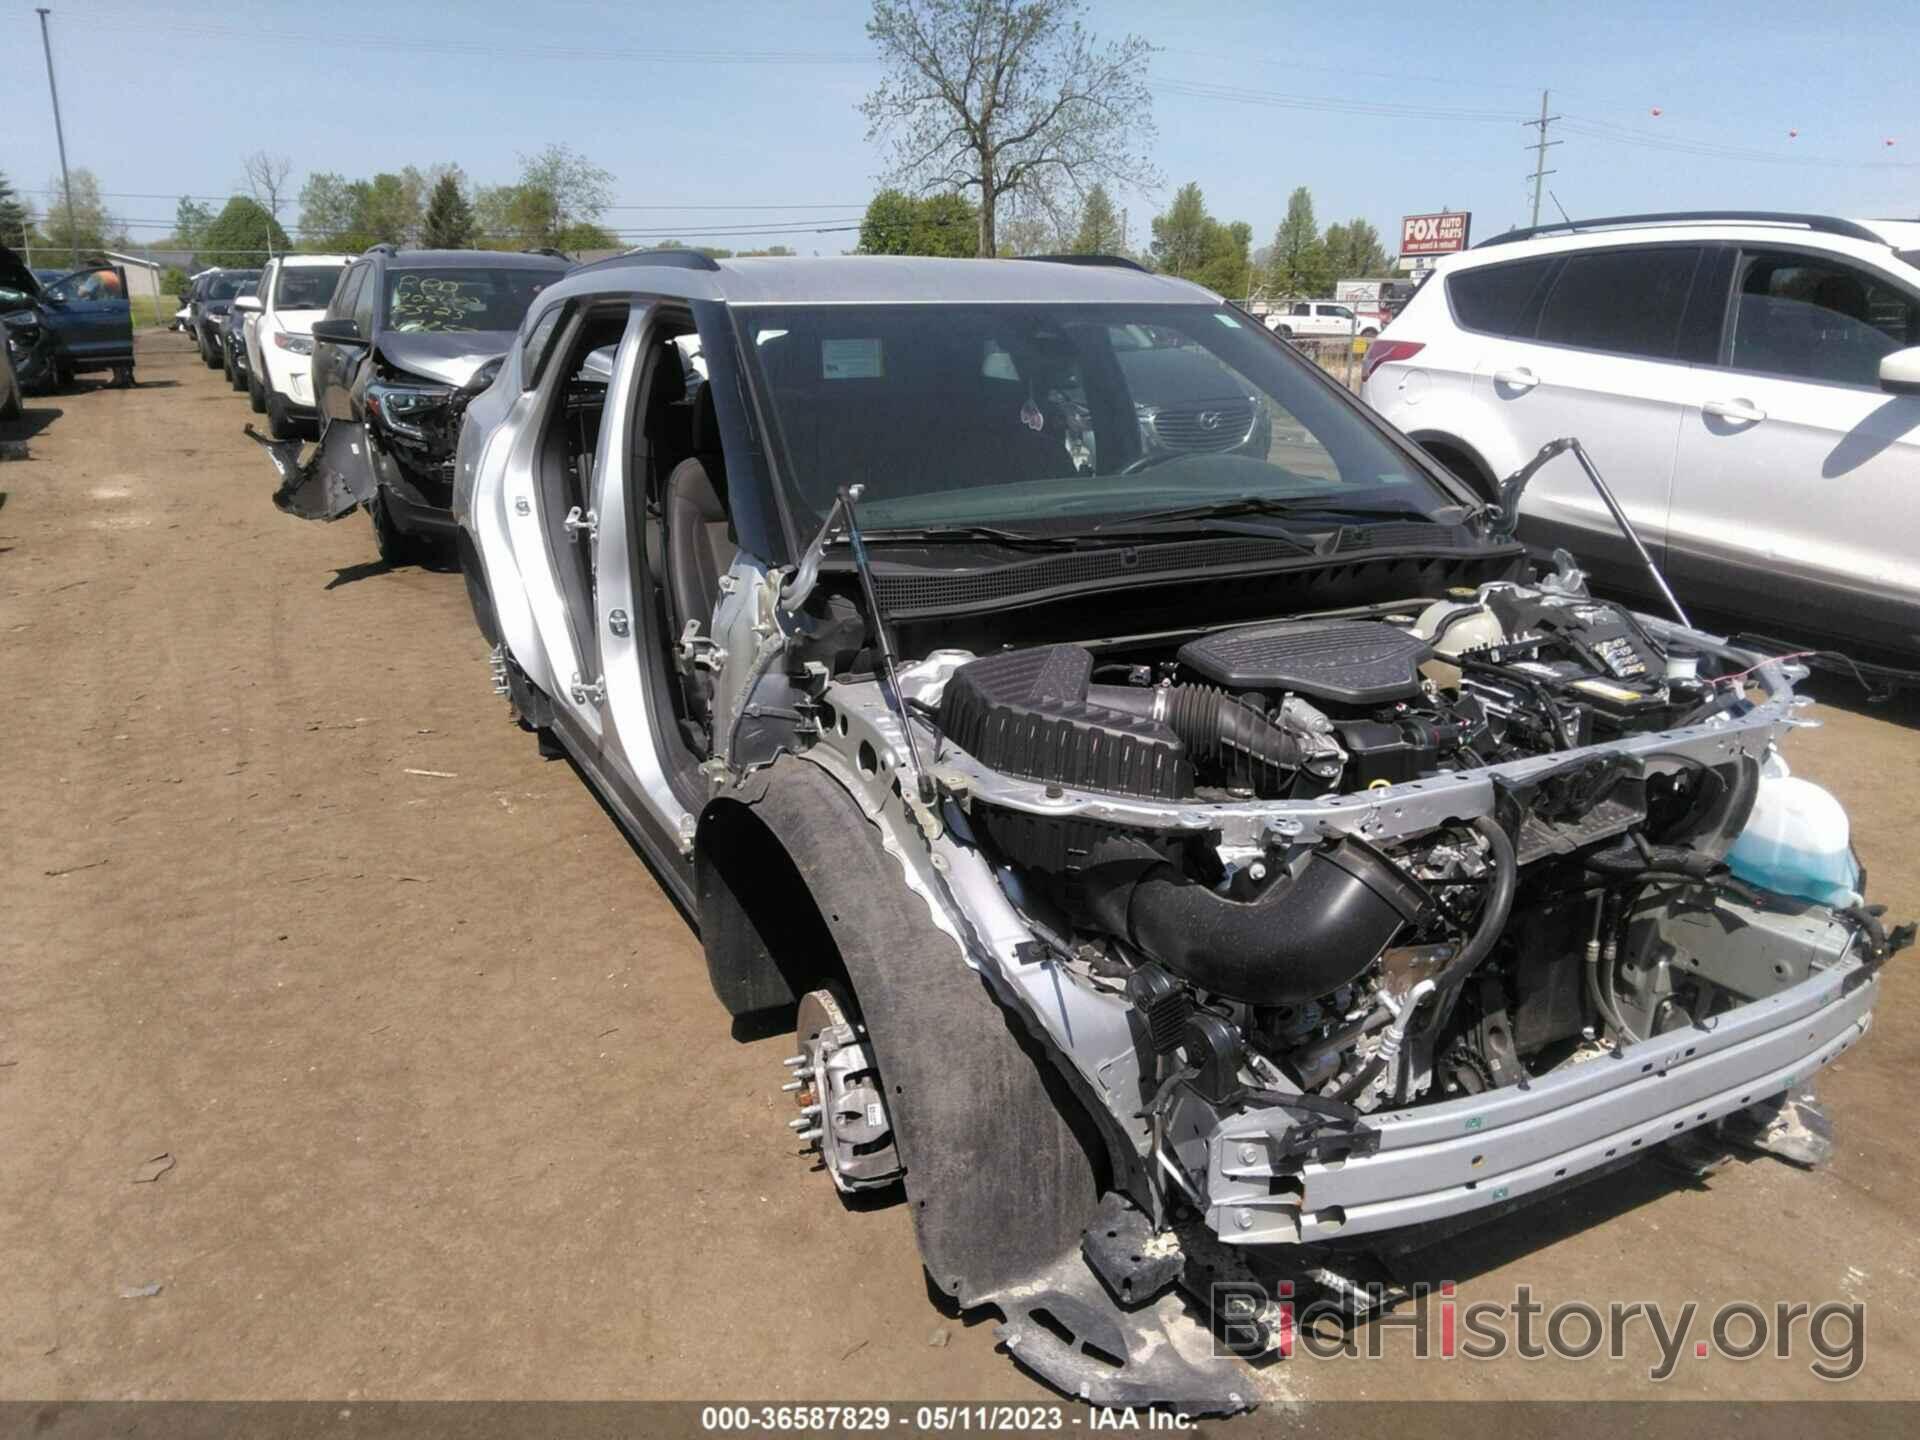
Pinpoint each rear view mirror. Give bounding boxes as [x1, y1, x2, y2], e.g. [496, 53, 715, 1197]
[234, 294, 263, 312]
[1879, 346, 1920, 397]
[310, 317, 367, 347]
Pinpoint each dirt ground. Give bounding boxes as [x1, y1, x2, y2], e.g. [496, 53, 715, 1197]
[2, 333, 1916, 1412]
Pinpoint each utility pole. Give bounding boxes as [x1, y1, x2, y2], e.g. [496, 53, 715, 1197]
[1523, 89, 1562, 229]
[37, 7, 78, 265]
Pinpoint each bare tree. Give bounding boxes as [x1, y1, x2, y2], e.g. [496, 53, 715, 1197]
[241, 151, 294, 232]
[860, 0, 1156, 257]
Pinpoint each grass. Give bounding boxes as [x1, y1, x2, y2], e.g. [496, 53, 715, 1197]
[131, 294, 180, 329]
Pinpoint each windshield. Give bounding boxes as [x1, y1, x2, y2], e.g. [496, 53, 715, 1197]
[739, 302, 1454, 533]
[206, 272, 259, 301]
[275, 266, 342, 310]
[383, 267, 554, 334]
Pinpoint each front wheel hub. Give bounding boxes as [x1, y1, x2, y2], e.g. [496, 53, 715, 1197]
[787, 988, 903, 1193]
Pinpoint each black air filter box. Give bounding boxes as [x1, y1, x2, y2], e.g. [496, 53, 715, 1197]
[1178, 619, 1432, 706]
[938, 645, 1192, 799]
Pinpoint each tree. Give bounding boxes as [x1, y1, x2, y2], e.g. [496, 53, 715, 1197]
[199, 197, 289, 268]
[349, 173, 421, 248]
[420, 172, 476, 249]
[858, 188, 978, 257]
[1266, 185, 1330, 298]
[241, 151, 294, 228]
[1323, 217, 1390, 278]
[296, 172, 358, 251]
[473, 146, 616, 252]
[1147, 184, 1252, 297]
[861, 0, 1156, 257]
[0, 172, 34, 251]
[41, 168, 111, 257]
[174, 196, 213, 250]
[1070, 183, 1122, 254]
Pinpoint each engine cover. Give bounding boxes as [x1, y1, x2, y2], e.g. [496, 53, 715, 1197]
[1177, 619, 1432, 705]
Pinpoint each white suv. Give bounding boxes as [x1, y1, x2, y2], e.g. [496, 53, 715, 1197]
[1361, 213, 1920, 658]
[239, 253, 353, 439]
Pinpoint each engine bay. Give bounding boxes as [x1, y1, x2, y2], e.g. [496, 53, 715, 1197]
[889, 578, 1894, 1130]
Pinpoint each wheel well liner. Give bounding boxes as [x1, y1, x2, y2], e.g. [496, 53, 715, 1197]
[696, 762, 1109, 1307]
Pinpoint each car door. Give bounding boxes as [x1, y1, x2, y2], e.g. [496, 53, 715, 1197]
[246, 259, 277, 374]
[1668, 246, 1920, 649]
[41, 263, 133, 364]
[1467, 244, 1707, 583]
[312, 262, 368, 422]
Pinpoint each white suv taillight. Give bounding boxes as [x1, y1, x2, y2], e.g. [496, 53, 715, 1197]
[1360, 339, 1425, 385]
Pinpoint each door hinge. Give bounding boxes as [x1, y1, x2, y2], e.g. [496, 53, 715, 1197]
[569, 672, 606, 706]
[563, 505, 598, 543]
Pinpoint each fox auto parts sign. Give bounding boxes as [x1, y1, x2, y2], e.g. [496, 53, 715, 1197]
[1402, 212, 1471, 256]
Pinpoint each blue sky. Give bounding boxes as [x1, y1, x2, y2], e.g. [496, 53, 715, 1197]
[5, 0, 1916, 256]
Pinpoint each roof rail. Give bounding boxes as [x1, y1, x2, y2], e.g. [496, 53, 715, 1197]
[1016, 253, 1150, 273]
[363, 242, 399, 256]
[1477, 212, 1887, 248]
[523, 247, 570, 260]
[619, 248, 722, 272]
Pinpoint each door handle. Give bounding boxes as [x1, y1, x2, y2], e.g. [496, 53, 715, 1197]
[1492, 366, 1538, 391]
[1702, 397, 1766, 424]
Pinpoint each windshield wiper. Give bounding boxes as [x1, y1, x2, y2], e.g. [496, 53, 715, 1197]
[1090, 494, 1436, 533]
[841, 523, 1084, 551]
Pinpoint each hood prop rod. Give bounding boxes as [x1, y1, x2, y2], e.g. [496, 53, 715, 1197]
[1491, 436, 1691, 628]
[838, 484, 937, 807]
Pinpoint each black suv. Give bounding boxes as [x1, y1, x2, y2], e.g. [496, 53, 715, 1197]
[189, 268, 261, 368]
[291, 246, 568, 563]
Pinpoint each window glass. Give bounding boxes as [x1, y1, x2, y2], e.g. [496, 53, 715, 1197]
[1728, 252, 1920, 387]
[275, 265, 343, 310]
[204, 271, 260, 302]
[740, 302, 1451, 533]
[351, 266, 377, 335]
[1320, 305, 1353, 319]
[1534, 248, 1699, 359]
[383, 266, 555, 334]
[329, 264, 366, 321]
[1446, 257, 1556, 337]
[521, 302, 567, 388]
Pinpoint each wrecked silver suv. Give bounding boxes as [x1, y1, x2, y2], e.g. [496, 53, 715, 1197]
[451, 253, 1905, 1409]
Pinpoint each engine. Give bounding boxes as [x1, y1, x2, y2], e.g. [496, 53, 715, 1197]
[924, 583, 1782, 1116]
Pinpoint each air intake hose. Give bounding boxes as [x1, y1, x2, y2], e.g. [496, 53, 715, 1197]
[1089, 683, 1313, 793]
[1081, 833, 1433, 1005]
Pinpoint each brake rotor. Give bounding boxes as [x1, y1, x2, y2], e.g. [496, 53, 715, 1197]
[784, 988, 904, 1193]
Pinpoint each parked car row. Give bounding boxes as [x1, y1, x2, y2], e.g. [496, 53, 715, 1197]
[1361, 211, 1920, 662]
[207, 244, 570, 561]
[238, 243, 1904, 1407]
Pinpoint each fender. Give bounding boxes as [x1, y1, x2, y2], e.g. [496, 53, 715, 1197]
[695, 759, 1108, 1307]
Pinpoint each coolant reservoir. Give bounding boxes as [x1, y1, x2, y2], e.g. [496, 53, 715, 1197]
[1726, 754, 1860, 907]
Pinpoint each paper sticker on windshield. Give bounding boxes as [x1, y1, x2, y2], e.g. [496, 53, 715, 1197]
[1215, 313, 1243, 329]
[822, 337, 883, 380]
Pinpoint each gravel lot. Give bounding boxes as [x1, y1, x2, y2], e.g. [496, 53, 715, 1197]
[3, 333, 1916, 1411]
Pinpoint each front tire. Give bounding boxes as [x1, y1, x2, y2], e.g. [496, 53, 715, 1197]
[266, 391, 299, 440]
[369, 490, 426, 567]
[248, 366, 267, 413]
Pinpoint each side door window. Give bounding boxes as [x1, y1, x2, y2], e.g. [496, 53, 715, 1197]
[1533, 247, 1702, 359]
[1446, 257, 1557, 337]
[351, 265, 378, 338]
[328, 264, 365, 321]
[1726, 251, 1919, 389]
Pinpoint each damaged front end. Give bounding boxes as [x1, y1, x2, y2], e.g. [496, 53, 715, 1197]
[713, 551, 1907, 1410]
[248, 354, 497, 526]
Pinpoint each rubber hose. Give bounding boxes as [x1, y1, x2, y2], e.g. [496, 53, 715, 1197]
[1431, 816, 1519, 994]
[1089, 682, 1311, 792]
